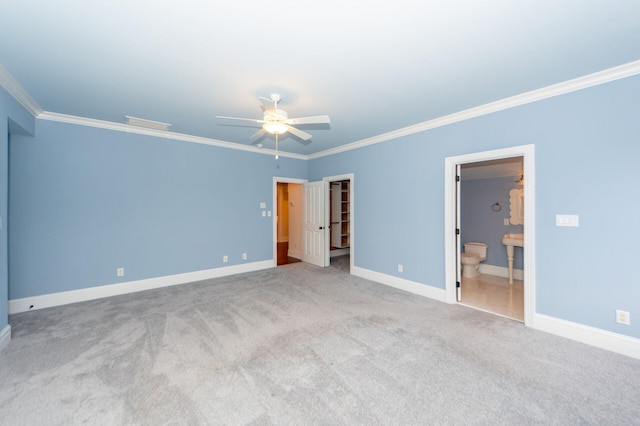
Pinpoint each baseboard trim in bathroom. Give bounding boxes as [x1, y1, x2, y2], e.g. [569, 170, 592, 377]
[479, 264, 523, 281]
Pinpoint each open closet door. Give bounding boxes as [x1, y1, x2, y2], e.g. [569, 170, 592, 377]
[303, 180, 329, 267]
[456, 164, 462, 301]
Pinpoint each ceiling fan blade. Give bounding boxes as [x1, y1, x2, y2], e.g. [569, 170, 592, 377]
[286, 115, 331, 125]
[259, 97, 274, 112]
[286, 125, 312, 141]
[216, 115, 264, 124]
[249, 129, 266, 140]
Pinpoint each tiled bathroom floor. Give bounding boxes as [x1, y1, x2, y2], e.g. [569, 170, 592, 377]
[460, 273, 524, 321]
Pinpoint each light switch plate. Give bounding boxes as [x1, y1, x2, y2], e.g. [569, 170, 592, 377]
[260, 202, 266, 208]
[556, 214, 579, 227]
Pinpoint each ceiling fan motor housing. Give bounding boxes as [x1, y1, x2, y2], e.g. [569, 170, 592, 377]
[264, 109, 288, 122]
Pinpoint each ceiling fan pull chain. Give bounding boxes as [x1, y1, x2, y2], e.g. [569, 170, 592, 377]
[275, 133, 279, 160]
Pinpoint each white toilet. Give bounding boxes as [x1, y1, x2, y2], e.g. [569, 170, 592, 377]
[461, 242, 488, 279]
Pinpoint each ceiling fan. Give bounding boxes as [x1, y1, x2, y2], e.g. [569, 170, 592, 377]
[216, 94, 330, 157]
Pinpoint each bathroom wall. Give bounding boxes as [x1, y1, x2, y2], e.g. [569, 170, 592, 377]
[460, 176, 524, 270]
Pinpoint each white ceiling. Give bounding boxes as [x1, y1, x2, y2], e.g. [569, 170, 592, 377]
[1, 1, 639, 156]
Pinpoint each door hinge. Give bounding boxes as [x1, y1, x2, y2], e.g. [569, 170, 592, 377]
[456, 228, 460, 235]
[456, 281, 461, 288]
[456, 175, 460, 182]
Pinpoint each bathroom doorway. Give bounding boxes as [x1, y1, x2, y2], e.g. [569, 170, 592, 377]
[444, 145, 535, 326]
[459, 157, 524, 321]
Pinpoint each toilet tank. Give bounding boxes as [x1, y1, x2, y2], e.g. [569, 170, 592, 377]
[464, 242, 488, 259]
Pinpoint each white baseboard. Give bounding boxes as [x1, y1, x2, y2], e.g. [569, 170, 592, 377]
[330, 248, 349, 258]
[351, 266, 447, 303]
[534, 313, 640, 360]
[9, 260, 274, 315]
[352, 266, 639, 360]
[288, 249, 303, 260]
[479, 264, 524, 281]
[0, 324, 11, 352]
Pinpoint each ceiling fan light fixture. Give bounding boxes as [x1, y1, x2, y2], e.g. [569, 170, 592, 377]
[263, 122, 288, 135]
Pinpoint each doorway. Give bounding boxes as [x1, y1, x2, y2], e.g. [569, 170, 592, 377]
[324, 174, 354, 273]
[273, 174, 354, 272]
[273, 177, 306, 267]
[444, 145, 535, 326]
[459, 157, 524, 321]
[276, 182, 302, 266]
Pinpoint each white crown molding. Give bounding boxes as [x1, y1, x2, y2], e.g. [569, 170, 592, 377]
[38, 111, 308, 160]
[308, 59, 640, 160]
[0, 64, 43, 116]
[3, 60, 639, 160]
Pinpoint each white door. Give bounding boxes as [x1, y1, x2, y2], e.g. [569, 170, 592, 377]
[303, 181, 328, 267]
[456, 164, 462, 301]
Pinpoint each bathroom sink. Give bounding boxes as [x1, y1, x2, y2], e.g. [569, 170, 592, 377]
[502, 233, 524, 247]
[502, 233, 523, 284]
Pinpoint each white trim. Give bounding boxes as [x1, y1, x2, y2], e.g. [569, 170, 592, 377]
[478, 264, 524, 281]
[2, 61, 638, 161]
[323, 173, 355, 273]
[444, 144, 536, 326]
[352, 266, 447, 303]
[0, 325, 11, 352]
[38, 112, 308, 160]
[308, 60, 640, 160]
[534, 314, 640, 360]
[0, 65, 43, 116]
[330, 248, 349, 257]
[8, 260, 273, 314]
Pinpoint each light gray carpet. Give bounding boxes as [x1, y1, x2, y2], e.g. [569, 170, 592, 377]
[1, 256, 639, 425]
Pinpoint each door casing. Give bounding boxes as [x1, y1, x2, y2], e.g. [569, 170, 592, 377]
[444, 145, 535, 326]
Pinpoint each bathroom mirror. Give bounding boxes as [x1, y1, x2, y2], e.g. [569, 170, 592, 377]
[509, 188, 524, 225]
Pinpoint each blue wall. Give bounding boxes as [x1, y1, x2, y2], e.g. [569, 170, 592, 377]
[4, 73, 640, 343]
[460, 176, 524, 269]
[1, 87, 35, 331]
[310, 74, 640, 339]
[9, 120, 306, 299]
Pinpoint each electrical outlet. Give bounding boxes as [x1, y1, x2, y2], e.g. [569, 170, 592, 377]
[117, 267, 124, 277]
[397, 264, 403, 273]
[616, 310, 630, 325]
[223, 255, 228, 263]
[242, 253, 247, 261]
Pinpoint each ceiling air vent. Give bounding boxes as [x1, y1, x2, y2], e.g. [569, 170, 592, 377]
[125, 116, 171, 131]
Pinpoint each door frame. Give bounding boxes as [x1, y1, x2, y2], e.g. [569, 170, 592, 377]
[323, 173, 354, 273]
[444, 144, 535, 326]
[273, 177, 307, 266]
